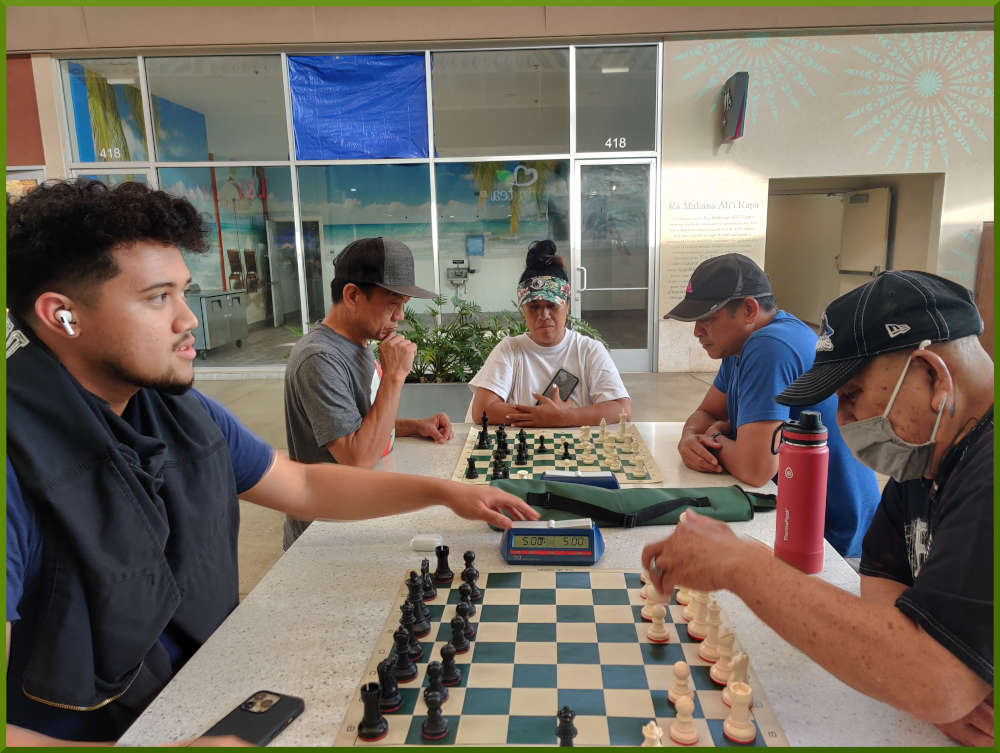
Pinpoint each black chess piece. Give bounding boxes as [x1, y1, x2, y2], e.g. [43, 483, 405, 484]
[458, 582, 476, 617]
[464, 456, 479, 479]
[496, 434, 508, 458]
[537, 433, 548, 453]
[481, 410, 489, 431]
[449, 615, 470, 653]
[433, 544, 453, 585]
[562, 440, 572, 461]
[424, 660, 449, 703]
[461, 551, 483, 601]
[517, 428, 528, 444]
[377, 654, 403, 712]
[420, 558, 437, 602]
[406, 579, 431, 636]
[421, 690, 449, 740]
[455, 601, 475, 640]
[398, 602, 425, 660]
[357, 682, 388, 741]
[501, 462, 510, 479]
[476, 427, 491, 450]
[515, 444, 528, 465]
[440, 643, 461, 686]
[391, 628, 417, 682]
[556, 706, 577, 747]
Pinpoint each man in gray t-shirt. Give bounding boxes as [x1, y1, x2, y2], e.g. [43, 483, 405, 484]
[282, 237, 453, 549]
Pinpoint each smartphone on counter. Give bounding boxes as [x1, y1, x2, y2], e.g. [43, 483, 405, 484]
[203, 691, 304, 746]
[538, 368, 580, 404]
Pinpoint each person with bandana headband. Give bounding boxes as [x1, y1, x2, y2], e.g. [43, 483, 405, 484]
[642, 270, 993, 746]
[468, 240, 631, 427]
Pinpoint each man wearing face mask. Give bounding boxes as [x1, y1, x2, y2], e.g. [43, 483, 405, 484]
[642, 270, 993, 746]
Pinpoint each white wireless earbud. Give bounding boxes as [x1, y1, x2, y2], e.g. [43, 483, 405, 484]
[56, 309, 76, 336]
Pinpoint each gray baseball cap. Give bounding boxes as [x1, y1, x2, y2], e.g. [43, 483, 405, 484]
[333, 237, 435, 298]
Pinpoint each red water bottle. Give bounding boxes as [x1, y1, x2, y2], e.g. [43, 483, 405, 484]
[770, 410, 828, 574]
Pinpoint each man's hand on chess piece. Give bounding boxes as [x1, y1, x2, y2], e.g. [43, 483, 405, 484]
[505, 386, 572, 427]
[413, 412, 454, 443]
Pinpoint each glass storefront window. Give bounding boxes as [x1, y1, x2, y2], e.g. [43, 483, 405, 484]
[297, 164, 434, 321]
[78, 172, 149, 187]
[145, 56, 287, 161]
[59, 58, 148, 163]
[158, 165, 296, 365]
[431, 50, 570, 157]
[575, 46, 657, 152]
[434, 159, 570, 314]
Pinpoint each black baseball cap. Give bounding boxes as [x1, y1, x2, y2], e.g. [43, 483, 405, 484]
[333, 236, 435, 298]
[776, 270, 983, 407]
[663, 253, 772, 321]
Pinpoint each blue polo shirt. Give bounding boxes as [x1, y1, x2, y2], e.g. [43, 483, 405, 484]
[6, 390, 275, 742]
[713, 310, 879, 557]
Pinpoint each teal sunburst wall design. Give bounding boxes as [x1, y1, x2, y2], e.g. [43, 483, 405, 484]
[938, 227, 982, 288]
[674, 36, 839, 124]
[842, 32, 994, 170]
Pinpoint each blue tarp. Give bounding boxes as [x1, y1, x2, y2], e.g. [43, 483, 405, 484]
[288, 54, 428, 160]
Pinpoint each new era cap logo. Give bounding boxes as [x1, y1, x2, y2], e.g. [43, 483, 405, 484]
[885, 323, 911, 338]
[816, 316, 834, 352]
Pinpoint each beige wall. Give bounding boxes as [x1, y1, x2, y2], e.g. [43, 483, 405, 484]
[657, 28, 993, 371]
[7, 6, 991, 53]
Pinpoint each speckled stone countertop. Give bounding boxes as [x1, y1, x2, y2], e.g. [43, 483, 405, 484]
[118, 423, 948, 747]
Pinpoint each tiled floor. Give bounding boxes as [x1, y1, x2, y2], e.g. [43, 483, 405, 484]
[194, 371, 716, 599]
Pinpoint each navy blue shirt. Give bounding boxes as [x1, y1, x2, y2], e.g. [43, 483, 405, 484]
[713, 310, 880, 557]
[6, 390, 275, 741]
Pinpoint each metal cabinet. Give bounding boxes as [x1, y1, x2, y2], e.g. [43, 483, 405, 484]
[188, 290, 248, 358]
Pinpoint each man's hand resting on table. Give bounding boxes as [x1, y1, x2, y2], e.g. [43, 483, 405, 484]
[677, 431, 724, 473]
[505, 386, 572, 427]
[411, 412, 454, 442]
[444, 484, 539, 530]
[933, 693, 993, 747]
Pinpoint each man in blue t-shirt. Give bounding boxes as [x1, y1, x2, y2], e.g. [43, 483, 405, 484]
[4, 180, 538, 746]
[664, 253, 879, 557]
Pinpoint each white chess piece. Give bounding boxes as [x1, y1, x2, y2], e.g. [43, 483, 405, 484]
[579, 425, 590, 442]
[667, 661, 693, 704]
[641, 720, 664, 747]
[710, 629, 736, 685]
[681, 589, 700, 621]
[697, 600, 722, 662]
[516, 469, 531, 479]
[723, 652, 752, 707]
[599, 417, 607, 442]
[608, 456, 622, 471]
[646, 603, 670, 643]
[641, 579, 669, 621]
[686, 591, 709, 639]
[675, 586, 691, 606]
[618, 410, 628, 440]
[669, 694, 699, 745]
[723, 682, 757, 743]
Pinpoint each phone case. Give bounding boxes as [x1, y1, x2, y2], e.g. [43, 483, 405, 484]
[203, 692, 305, 746]
[543, 369, 579, 401]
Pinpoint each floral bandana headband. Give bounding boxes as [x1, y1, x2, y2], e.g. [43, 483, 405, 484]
[517, 275, 571, 308]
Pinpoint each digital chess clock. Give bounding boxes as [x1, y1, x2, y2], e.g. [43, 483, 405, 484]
[500, 518, 605, 565]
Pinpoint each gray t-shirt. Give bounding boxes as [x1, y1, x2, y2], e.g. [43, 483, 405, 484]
[283, 323, 377, 465]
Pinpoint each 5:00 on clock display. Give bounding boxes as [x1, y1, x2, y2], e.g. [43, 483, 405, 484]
[512, 535, 590, 549]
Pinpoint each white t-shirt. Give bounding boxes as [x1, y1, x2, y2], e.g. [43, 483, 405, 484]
[467, 329, 629, 419]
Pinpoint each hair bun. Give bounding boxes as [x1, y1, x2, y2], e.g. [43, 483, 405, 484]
[525, 239, 565, 272]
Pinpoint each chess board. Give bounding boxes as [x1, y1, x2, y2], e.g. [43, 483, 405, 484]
[450, 425, 664, 485]
[334, 569, 788, 747]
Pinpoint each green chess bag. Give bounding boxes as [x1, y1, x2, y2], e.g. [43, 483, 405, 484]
[489, 479, 775, 529]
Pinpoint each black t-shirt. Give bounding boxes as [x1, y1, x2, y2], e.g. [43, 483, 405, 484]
[859, 410, 993, 685]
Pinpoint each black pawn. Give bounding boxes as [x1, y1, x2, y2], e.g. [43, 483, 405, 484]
[398, 602, 424, 660]
[392, 628, 417, 682]
[556, 706, 577, 747]
[449, 615, 470, 653]
[408, 571, 432, 625]
[357, 682, 388, 741]
[455, 601, 475, 640]
[458, 582, 476, 617]
[433, 544, 454, 585]
[420, 558, 437, 602]
[465, 456, 479, 479]
[440, 643, 461, 686]
[501, 462, 510, 479]
[461, 552, 483, 602]
[424, 660, 449, 703]
[377, 655, 403, 712]
[515, 444, 528, 465]
[562, 441, 572, 461]
[421, 690, 449, 740]
[537, 434, 548, 453]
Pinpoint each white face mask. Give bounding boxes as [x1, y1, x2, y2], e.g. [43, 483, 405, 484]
[840, 342, 947, 482]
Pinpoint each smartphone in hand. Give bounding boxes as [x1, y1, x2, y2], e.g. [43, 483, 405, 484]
[538, 368, 580, 404]
[203, 691, 304, 746]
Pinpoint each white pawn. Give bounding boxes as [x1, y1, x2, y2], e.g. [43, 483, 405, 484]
[646, 603, 670, 643]
[669, 694, 699, 745]
[608, 455, 622, 471]
[710, 629, 736, 686]
[641, 578, 669, 621]
[697, 600, 722, 662]
[723, 652, 752, 707]
[641, 720, 664, 747]
[675, 585, 691, 606]
[723, 681, 757, 743]
[667, 661, 693, 704]
[681, 589, 701, 621]
[686, 591, 710, 639]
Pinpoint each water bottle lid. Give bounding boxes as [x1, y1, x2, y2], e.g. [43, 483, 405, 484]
[797, 410, 824, 432]
[782, 410, 827, 445]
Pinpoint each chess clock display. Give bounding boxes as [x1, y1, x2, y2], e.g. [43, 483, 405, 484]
[500, 518, 604, 565]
